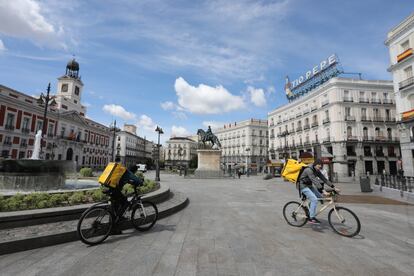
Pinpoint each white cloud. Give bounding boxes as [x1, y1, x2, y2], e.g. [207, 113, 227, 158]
[0, 39, 6, 51]
[0, 0, 65, 48]
[136, 114, 155, 131]
[102, 104, 136, 120]
[247, 86, 266, 107]
[174, 77, 245, 114]
[171, 125, 190, 137]
[203, 121, 226, 130]
[161, 101, 175, 110]
[267, 86, 276, 94]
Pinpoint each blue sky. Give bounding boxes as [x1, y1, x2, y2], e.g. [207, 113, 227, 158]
[0, 0, 413, 143]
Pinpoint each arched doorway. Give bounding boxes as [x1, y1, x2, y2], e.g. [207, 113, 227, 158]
[66, 148, 73, 160]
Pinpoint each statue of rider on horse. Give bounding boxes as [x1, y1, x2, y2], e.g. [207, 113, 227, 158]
[197, 126, 221, 149]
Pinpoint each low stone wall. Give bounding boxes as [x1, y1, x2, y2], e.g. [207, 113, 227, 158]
[0, 173, 66, 191]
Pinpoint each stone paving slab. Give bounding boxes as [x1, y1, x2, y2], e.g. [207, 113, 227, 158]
[0, 172, 413, 276]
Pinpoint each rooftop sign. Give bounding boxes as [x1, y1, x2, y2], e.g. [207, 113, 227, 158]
[285, 54, 342, 101]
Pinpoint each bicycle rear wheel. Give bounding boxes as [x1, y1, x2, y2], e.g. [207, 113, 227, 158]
[283, 201, 308, 227]
[131, 201, 158, 231]
[77, 206, 113, 245]
[328, 206, 361, 237]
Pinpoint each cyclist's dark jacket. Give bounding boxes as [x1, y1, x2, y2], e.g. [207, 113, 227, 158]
[118, 170, 143, 189]
[298, 165, 333, 191]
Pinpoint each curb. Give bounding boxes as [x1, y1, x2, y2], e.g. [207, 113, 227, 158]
[0, 186, 170, 230]
[0, 192, 189, 255]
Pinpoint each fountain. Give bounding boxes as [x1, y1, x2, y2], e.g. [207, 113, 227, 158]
[0, 130, 76, 192]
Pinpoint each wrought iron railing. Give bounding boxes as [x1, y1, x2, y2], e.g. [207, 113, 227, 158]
[399, 76, 414, 90]
[373, 174, 413, 193]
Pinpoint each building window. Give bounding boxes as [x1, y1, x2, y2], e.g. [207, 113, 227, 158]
[5, 113, 15, 129]
[347, 126, 352, 137]
[401, 40, 410, 52]
[61, 84, 68, 92]
[36, 121, 43, 133]
[75, 86, 80, 96]
[404, 66, 413, 79]
[22, 117, 30, 131]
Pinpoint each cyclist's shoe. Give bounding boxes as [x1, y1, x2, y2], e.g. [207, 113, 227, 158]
[308, 218, 321, 225]
[110, 227, 123, 235]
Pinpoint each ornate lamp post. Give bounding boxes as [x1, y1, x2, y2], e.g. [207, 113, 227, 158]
[37, 83, 56, 159]
[155, 126, 164, 181]
[109, 120, 120, 162]
[245, 147, 250, 174]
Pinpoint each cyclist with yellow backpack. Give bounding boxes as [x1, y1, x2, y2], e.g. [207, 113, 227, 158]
[298, 159, 336, 224]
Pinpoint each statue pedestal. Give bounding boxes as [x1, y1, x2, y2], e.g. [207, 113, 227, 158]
[194, 149, 223, 178]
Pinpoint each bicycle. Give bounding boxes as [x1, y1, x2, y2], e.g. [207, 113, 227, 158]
[282, 190, 361, 237]
[77, 185, 158, 245]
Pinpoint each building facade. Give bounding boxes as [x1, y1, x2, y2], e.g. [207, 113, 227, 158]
[115, 124, 154, 168]
[268, 77, 399, 181]
[165, 137, 198, 169]
[0, 60, 112, 170]
[386, 12, 414, 176]
[215, 119, 268, 173]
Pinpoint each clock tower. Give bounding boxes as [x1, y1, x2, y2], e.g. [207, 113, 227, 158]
[56, 59, 87, 116]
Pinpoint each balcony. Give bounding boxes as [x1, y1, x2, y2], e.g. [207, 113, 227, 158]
[345, 115, 356, 121]
[311, 122, 319, 128]
[270, 134, 275, 138]
[347, 151, 357, 156]
[303, 108, 311, 115]
[322, 118, 330, 124]
[364, 152, 373, 157]
[323, 137, 331, 143]
[388, 152, 397, 157]
[296, 126, 303, 132]
[21, 128, 30, 134]
[303, 124, 310, 130]
[5, 124, 15, 131]
[375, 151, 385, 157]
[347, 136, 358, 141]
[382, 99, 393, 104]
[362, 136, 374, 141]
[361, 116, 371, 122]
[47, 133, 54, 138]
[311, 106, 317, 112]
[20, 143, 27, 148]
[304, 141, 311, 146]
[372, 116, 384, 122]
[343, 97, 354, 102]
[385, 117, 396, 123]
[399, 76, 414, 90]
[359, 98, 369, 103]
[321, 100, 329, 107]
[296, 113, 302, 118]
[397, 48, 413, 63]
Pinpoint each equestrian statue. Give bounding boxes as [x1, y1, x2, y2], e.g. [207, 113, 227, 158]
[197, 126, 221, 149]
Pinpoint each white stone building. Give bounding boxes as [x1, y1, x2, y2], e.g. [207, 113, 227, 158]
[214, 119, 268, 173]
[165, 137, 198, 169]
[386, 12, 414, 176]
[268, 77, 399, 181]
[0, 59, 112, 170]
[115, 124, 154, 168]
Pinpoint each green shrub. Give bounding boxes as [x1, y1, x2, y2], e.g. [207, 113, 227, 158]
[80, 167, 93, 177]
[68, 192, 86, 205]
[92, 189, 107, 201]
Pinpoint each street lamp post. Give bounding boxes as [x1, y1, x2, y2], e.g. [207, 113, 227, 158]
[279, 130, 289, 161]
[245, 147, 250, 175]
[110, 120, 120, 162]
[37, 83, 56, 159]
[155, 126, 164, 181]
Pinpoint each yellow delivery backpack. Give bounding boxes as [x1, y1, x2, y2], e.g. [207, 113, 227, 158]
[98, 162, 127, 188]
[281, 159, 307, 184]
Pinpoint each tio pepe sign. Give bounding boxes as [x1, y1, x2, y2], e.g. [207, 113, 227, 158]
[290, 54, 337, 89]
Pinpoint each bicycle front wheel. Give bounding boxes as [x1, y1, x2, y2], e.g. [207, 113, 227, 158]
[131, 201, 158, 231]
[283, 201, 308, 227]
[77, 206, 113, 245]
[328, 206, 361, 237]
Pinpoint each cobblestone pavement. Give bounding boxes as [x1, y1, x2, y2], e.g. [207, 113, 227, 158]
[0, 172, 413, 276]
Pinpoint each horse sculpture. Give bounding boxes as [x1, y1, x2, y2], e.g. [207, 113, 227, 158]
[197, 129, 221, 149]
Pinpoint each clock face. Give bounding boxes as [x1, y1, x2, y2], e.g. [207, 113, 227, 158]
[61, 84, 68, 92]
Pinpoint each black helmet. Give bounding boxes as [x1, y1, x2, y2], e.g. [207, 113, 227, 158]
[128, 165, 138, 173]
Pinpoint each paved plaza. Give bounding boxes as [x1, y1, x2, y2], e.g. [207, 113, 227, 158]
[0, 172, 413, 276]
